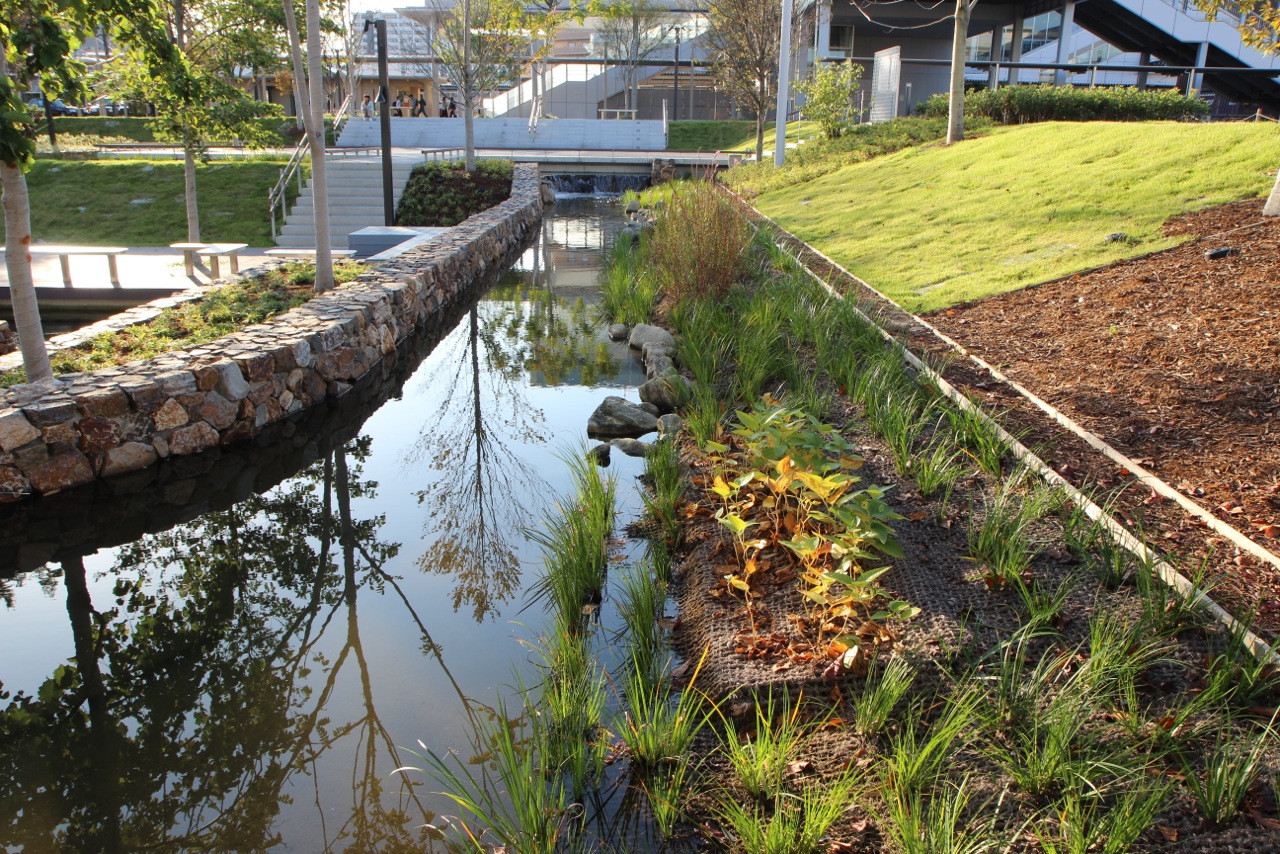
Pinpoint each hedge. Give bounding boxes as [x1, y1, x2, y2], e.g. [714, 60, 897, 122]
[918, 85, 1210, 123]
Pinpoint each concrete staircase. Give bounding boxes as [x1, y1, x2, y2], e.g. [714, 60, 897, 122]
[276, 156, 419, 249]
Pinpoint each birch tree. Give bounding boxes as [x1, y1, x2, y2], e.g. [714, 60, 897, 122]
[593, 0, 678, 114]
[434, 0, 528, 170]
[947, 0, 979, 144]
[703, 0, 785, 160]
[282, 0, 335, 291]
[1, 0, 186, 382]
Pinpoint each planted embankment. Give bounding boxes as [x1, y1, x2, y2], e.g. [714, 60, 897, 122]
[0, 164, 542, 501]
[742, 121, 1279, 312]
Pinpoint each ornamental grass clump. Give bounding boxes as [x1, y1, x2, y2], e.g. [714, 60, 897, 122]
[648, 183, 750, 302]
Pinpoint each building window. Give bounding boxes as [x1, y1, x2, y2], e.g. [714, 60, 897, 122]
[830, 25, 853, 56]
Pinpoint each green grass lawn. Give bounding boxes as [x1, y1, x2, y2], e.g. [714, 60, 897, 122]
[2, 159, 290, 246]
[51, 116, 297, 145]
[751, 121, 1280, 312]
[668, 120, 821, 152]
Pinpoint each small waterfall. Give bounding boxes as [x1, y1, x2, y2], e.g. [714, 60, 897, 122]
[544, 174, 651, 195]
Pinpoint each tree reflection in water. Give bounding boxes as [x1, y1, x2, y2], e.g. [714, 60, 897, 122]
[408, 233, 620, 623]
[0, 440, 468, 853]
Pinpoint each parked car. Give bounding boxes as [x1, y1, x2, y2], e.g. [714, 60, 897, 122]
[26, 96, 80, 117]
[85, 97, 129, 116]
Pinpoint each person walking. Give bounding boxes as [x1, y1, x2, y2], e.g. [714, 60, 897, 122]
[446, 95, 457, 118]
[413, 96, 427, 118]
[361, 93, 373, 120]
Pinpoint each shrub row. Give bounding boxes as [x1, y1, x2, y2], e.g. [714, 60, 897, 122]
[395, 159, 514, 227]
[918, 85, 1210, 123]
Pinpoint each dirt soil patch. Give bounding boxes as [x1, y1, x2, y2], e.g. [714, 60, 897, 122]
[921, 199, 1280, 634]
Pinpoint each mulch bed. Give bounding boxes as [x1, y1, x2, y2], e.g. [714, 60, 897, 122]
[754, 196, 1280, 637]
[921, 199, 1280, 635]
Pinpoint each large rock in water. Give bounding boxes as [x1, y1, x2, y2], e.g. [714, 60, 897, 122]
[628, 324, 675, 352]
[588, 396, 659, 437]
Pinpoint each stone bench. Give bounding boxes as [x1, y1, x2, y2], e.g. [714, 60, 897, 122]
[29, 245, 128, 287]
[169, 242, 207, 278]
[264, 249, 358, 260]
[197, 243, 250, 279]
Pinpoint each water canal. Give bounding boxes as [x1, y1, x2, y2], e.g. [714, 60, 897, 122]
[0, 196, 661, 851]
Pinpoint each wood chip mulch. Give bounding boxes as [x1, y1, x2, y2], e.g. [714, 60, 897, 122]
[921, 198, 1280, 634]
[740, 194, 1280, 637]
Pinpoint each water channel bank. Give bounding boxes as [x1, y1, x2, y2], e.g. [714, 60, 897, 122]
[0, 165, 541, 502]
[0, 196, 656, 852]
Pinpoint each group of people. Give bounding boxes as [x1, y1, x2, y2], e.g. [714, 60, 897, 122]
[360, 93, 458, 119]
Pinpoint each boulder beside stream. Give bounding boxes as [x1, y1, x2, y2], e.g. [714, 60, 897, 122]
[587, 396, 658, 437]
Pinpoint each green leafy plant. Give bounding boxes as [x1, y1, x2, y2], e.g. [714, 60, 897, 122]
[795, 60, 865, 140]
[851, 654, 917, 737]
[1180, 720, 1275, 826]
[396, 158, 513, 227]
[918, 84, 1209, 124]
[883, 777, 998, 854]
[717, 770, 860, 854]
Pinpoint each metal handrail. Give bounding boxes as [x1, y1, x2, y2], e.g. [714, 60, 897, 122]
[267, 95, 353, 241]
[268, 139, 310, 241]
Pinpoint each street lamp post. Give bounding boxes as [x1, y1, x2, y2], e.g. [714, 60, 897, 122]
[671, 26, 683, 123]
[364, 17, 395, 225]
[774, 0, 794, 167]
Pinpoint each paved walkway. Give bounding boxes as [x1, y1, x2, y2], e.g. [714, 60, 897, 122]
[0, 246, 278, 292]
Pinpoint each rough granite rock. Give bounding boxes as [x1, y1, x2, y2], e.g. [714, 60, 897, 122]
[214, 361, 251, 401]
[657, 413, 682, 437]
[589, 443, 612, 466]
[25, 447, 94, 494]
[610, 438, 651, 457]
[102, 442, 158, 477]
[587, 396, 658, 437]
[639, 374, 692, 413]
[0, 465, 31, 501]
[0, 409, 40, 452]
[608, 324, 630, 341]
[628, 323, 675, 352]
[168, 422, 220, 455]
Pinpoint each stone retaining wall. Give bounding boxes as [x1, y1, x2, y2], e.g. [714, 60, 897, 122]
[0, 163, 543, 502]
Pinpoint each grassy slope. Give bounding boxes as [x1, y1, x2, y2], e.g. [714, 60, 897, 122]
[1, 159, 288, 246]
[668, 120, 820, 152]
[752, 121, 1280, 312]
[51, 116, 295, 144]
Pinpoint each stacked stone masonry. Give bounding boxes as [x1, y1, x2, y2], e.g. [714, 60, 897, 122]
[0, 163, 542, 501]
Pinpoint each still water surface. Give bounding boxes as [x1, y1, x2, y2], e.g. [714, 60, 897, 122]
[0, 197, 654, 851]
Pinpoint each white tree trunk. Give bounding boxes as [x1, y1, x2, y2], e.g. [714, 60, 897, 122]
[1, 163, 52, 382]
[463, 0, 476, 171]
[1264, 166, 1280, 216]
[183, 147, 201, 242]
[306, 0, 334, 291]
[947, 0, 971, 145]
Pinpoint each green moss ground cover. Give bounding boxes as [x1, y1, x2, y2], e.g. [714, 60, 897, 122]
[1, 159, 289, 246]
[0, 260, 366, 387]
[743, 121, 1279, 312]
